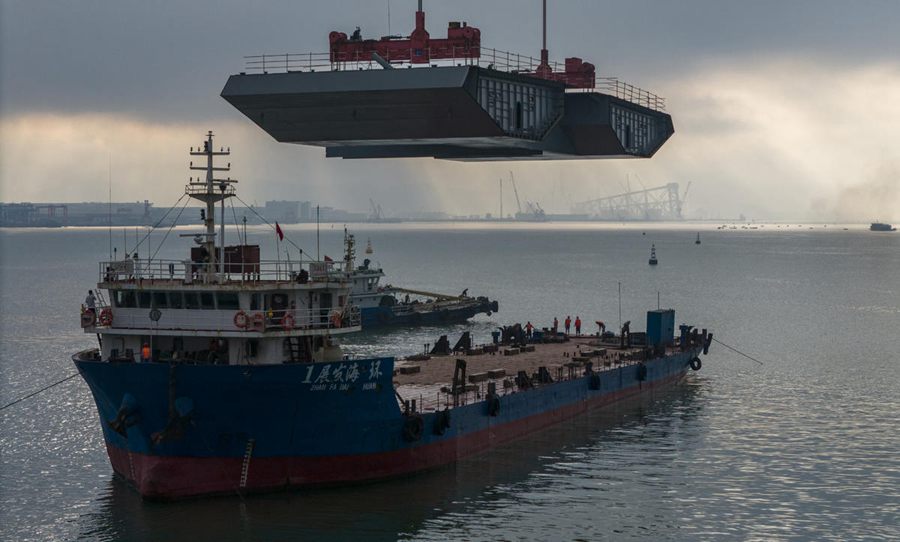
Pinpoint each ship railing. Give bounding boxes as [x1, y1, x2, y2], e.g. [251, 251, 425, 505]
[241, 47, 666, 112]
[569, 77, 666, 112]
[98, 258, 347, 286]
[89, 305, 361, 333]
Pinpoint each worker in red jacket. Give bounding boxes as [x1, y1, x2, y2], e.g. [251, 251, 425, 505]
[575, 316, 582, 336]
[564, 315, 572, 335]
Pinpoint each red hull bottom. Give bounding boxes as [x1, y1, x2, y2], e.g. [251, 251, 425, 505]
[107, 372, 686, 499]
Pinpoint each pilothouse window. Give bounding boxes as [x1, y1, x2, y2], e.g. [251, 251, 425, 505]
[152, 291, 169, 309]
[217, 292, 240, 310]
[184, 292, 200, 310]
[200, 292, 216, 310]
[138, 291, 152, 309]
[113, 290, 136, 308]
[169, 291, 183, 309]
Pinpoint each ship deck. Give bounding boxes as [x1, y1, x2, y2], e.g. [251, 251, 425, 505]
[393, 335, 674, 412]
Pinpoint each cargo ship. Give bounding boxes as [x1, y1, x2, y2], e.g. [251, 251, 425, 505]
[341, 230, 498, 328]
[870, 222, 896, 232]
[73, 134, 712, 499]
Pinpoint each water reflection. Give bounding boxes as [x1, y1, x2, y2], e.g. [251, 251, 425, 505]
[76, 381, 707, 542]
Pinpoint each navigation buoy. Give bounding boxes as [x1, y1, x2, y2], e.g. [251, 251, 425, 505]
[695, 233, 701, 245]
[649, 244, 658, 265]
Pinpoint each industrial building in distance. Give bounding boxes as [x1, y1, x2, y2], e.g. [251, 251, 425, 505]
[0, 200, 366, 228]
[2, 181, 690, 227]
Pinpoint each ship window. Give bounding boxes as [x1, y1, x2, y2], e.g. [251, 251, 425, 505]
[152, 291, 169, 309]
[270, 293, 288, 310]
[169, 291, 183, 309]
[217, 292, 240, 310]
[184, 292, 200, 310]
[515, 101, 523, 131]
[200, 292, 216, 310]
[138, 291, 152, 309]
[250, 293, 261, 311]
[114, 290, 136, 308]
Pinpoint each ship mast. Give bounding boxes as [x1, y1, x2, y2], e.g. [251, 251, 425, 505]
[188, 131, 236, 283]
[343, 226, 356, 273]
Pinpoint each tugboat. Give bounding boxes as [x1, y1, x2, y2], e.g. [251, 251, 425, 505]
[341, 229, 498, 328]
[649, 244, 658, 265]
[73, 132, 712, 500]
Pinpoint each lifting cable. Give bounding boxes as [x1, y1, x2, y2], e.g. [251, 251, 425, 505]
[0, 373, 80, 412]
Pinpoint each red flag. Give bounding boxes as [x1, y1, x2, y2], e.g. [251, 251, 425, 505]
[275, 222, 284, 241]
[323, 254, 333, 262]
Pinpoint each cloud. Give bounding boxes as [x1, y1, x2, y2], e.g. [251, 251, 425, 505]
[2, 57, 899, 222]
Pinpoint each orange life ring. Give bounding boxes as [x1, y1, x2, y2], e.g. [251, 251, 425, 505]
[251, 313, 265, 332]
[282, 313, 295, 331]
[99, 308, 113, 326]
[233, 310, 249, 329]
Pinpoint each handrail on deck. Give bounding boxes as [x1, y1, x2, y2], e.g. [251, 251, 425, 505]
[240, 46, 666, 112]
[98, 258, 346, 286]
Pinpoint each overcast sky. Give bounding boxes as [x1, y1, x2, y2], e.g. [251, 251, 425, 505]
[2, 0, 899, 221]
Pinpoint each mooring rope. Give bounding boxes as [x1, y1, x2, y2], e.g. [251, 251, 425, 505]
[712, 337, 765, 365]
[0, 372, 81, 412]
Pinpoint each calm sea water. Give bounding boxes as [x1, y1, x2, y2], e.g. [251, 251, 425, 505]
[1, 223, 898, 541]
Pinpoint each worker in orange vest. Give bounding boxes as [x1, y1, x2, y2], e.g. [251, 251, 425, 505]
[575, 316, 582, 336]
[141, 343, 151, 362]
[525, 321, 534, 338]
[564, 315, 572, 335]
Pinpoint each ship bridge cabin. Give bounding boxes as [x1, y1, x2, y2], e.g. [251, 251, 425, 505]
[79, 131, 362, 366]
[83, 250, 360, 366]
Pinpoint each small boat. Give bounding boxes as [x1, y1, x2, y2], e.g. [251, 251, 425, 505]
[343, 230, 498, 328]
[870, 222, 896, 232]
[695, 233, 701, 245]
[649, 244, 658, 265]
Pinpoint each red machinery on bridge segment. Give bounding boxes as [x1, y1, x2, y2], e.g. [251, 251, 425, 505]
[329, 0, 480, 65]
[328, 0, 595, 89]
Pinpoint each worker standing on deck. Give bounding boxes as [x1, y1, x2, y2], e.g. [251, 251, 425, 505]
[575, 316, 582, 336]
[553, 317, 559, 334]
[565, 315, 572, 335]
[525, 321, 534, 338]
[85, 290, 97, 315]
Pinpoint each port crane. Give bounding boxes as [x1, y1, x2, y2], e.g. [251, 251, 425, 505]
[510, 172, 523, 216]
[572, 182, 687, 221]
[369, 198, 384, 221]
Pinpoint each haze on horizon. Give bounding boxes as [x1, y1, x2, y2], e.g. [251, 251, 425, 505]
[1, 0, 899, 222]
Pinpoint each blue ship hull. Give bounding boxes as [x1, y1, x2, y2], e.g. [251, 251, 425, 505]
[74, 348, 700, 499]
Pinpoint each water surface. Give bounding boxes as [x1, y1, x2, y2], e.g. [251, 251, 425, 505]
[1, 223, 898, 541]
